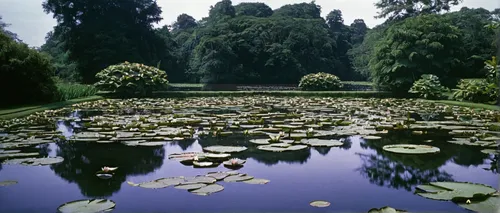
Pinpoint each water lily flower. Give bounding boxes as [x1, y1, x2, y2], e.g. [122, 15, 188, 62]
[101, 167, 118, 173]
[193, 156, 199, 161]
[307, 128, 314, 132]
[466, 199, 471, 204]
[279, 131, 285, 137]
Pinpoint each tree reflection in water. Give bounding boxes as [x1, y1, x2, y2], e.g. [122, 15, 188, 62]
[50, 142, 165, 197]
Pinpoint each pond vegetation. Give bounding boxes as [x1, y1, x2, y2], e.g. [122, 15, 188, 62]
[0, 97, 498, 212]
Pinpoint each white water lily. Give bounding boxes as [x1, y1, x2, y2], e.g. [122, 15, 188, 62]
[193, 156, 199, 161]
[279, 131, 285, 137]
[307, 128, 314, 133]
[101, 167, 118, 172]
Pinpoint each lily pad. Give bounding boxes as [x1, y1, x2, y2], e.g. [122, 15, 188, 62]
[96, 173, 113, 180]
[203, 146, 247, 153]
[249, 138, 271, 145]
[189, 184, 224, 196]
[309, 200, 330, 208]
[242, 178, 270, 185]
[203, 153, 231, 159]
[367, 206, 408, 213]
[257, 144, 308, 152]
[382, 144, 440, 154]
[2, 156, 64, 166]
[185, 176, 217, 184]
[362, 135, 382, 140]
[206, 172, 231, 180]
[457, 195, 500, 213]
[57, 199, 116, 213]
[301, 139, 343, 147]
[192, 161, 216, 168]
[224, 174, 254, 182]
[481, 149, 499, 155]
[415, 182, 497, 201]
[130, 177, 186, 189]
[0, 180, 18, 187]
[0, 152, 39, 159]
[174, 183, 207, 190]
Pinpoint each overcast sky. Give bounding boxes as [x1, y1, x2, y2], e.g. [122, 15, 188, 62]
[0, 0, 498, 47]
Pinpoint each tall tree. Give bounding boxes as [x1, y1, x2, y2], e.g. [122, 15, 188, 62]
[350, 19, 369, 45]
[375, 0, 463, 21]
[235, 2, 273, 17]
[40, 26, 80, 81]
[208, 0, 236, 22]
[172, 14, 198, 32]
[273, 1, 322, 19]
[42, 0, 168, 83]
[326, 9, 354, 80]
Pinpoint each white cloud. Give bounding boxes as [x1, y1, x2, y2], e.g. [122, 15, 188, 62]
[0, 0, 498, 46]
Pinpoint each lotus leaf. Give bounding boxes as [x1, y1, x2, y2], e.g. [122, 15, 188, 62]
[57, 199, 116, 213]
[382, 144, 440, 154]
[174, 183, 207, 190]
[224, 174, 254, 182]
[367, 206, 408, 213]
[203, 146, 247, 153]
[242, 178, 270, 185]
[189, 184, 224, 196]
[457, 195, 500, 213]
[2, 156, 64, 166]
[301, 139, 343, 147]
[206, 172, 232, 180]
[309, 201, 330, 208]
[415, 182, 497, 201]
[0, 180, 18, 187]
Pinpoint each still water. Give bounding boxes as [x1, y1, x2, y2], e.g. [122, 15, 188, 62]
[0, 125, 497, 212]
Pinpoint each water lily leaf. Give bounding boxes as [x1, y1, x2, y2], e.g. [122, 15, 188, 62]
[367, 206, 408, 213]
[57, 199, 116, 213]
[189, 184, 224, 196]
[192, 161, 216, 168]
[457, 195, 500, 213]
[0, 152, 39, 159]
[174, 183, 207, 190]
[480, 149, 499, 155]
[2, 157, 64, 166]
[0, 180, 18, 187]
[203, 146, 247, 153]
[257, 144, 308, 152]
[206, 172, 230, 180]
[224, 174, 254, 182]
[415, 182, 497, 201]
[309, 201, 330, 208]
[301, 139, 343, 147]
[185, 176, 217, 184]
[132, 177, 186, 189]
[96, 173, 113, 180]
[203, 153, 231, 159]
[0, 149, 21, 154]
[242, 178, 270, 185]
[382, 144, 440, 154]
[249, 138, 271, 145]
[155, 177, 186, 186]
[362, 135, 382, 140]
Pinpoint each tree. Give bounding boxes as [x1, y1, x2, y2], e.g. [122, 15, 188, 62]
[326, 9, 354, 80]
[208, 0, 236, 22]
[375, 0, 463, 21]
[42, 0, 168, 83]
[369, 14, 465, 93]
[172, 14, 198, 32]
[235, 2, 273, 17]
[0, 16, 21, 42]
[40, 26, 80, 81]
[273, 2, 322, 19]
[350, 19, 369, 45]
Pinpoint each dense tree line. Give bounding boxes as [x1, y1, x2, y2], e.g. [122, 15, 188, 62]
[2, 0, 497, 95]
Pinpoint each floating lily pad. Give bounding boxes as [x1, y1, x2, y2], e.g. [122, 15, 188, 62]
[0, 152, 39, 159]
[193, 161, 216, 168]
[174, 183, 207, 190]
[367, 206, 408, 213]
[96, 173, 113, 180]
[0, 180, 18, 187]
[2, 156, 64, 166]
[301, 139, 343, 147]
[480, 149, 499, 155]
[362, 135, 382, 140]
[249, 138, 271, 145]
[224, 174, 254, 182]
[382, 144, 440, 154]
[189, 184, 224, 196]
[185, 176, 217, 184]
[203, 153, 231, 159]
[457, 195, 500, 213]
[309, 200, 330, 208]
[203, 146, 247, 153]
[206, 172, 231, 180]
[130, 177, 186, 189]
[57, 199, 116, 213]
[415, 182, 497, 201]
[242, 178, 270, 185]
[257, 144, 308, 152]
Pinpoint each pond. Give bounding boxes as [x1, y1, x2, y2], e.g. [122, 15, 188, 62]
[0, 97, 498, 213]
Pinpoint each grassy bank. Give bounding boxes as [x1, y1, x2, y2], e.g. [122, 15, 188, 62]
[428, 100, 500, 111]
[0, 96, 103, 120]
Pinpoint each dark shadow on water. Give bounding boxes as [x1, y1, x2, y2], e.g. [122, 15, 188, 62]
[168, 139, 196, 151]
[50, 142, 165, 197]
[356, 131, 491, 191]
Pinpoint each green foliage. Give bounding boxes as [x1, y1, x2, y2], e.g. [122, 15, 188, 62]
[94, 62, 169, 97]
[375, 0, 462, 21]
[452, 79, 498, 104]
[235, 2, 273, 17]
[484, 56, 499, 85]
[298, 73, 343, 91]
[348, 25, 388, 80]
[55, 82, 98, 101]
[272, 2, 321, 19]
[370, 14, 465, 93]
[0, 31, 58, 107]
[40, 26, 80, 82]
[43, 0, 169, 83]
[408, 74, 449, 100]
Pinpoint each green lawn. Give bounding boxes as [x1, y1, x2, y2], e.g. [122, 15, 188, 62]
[428, 100, 500, 111]
[0, 96, 103, 120]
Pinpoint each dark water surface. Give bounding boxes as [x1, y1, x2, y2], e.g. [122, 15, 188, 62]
[0, 131, 497, 213]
